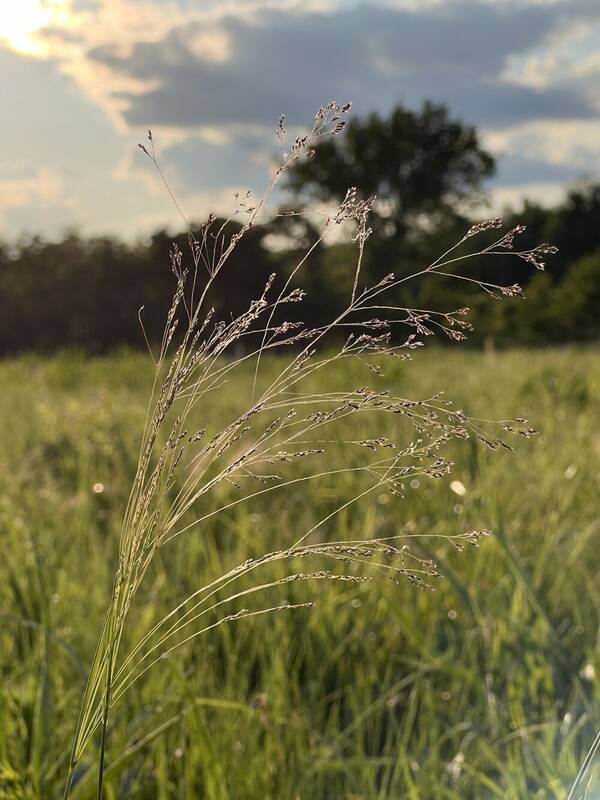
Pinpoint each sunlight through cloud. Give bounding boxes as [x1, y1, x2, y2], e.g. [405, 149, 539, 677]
[0, 0, 70, 55]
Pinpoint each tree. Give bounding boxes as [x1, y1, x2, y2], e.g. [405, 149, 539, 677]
[554, 248, 600, 340]
[285, 101, 495, 278]
[552, 184, 600, 280]
[502, 184, 600, 284]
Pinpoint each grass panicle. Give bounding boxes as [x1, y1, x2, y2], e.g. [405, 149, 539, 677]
[63, 102, 559, 797]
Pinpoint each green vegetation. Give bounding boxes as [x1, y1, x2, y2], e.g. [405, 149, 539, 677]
[1, 347, 598, 798]
[1, 101, 599, 356]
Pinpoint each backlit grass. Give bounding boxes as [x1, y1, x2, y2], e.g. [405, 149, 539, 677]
[0, 346, 598, 799]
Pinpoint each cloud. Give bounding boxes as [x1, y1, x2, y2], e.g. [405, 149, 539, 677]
[87, 1, 599, 131]
[160, 132, 273, 193]
[489, 181, 568, 213]
[0, 44, 120, 171]
[492, 154, 586, 187]
[0, 164, 75, 237]
[482, 117, 600, 207]
[0, 165, 64, 207]
[2, 0, 600, 238]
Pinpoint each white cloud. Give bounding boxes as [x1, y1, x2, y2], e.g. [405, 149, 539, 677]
[489, 181, 568, 213]
[0, 164, 80, 237]
[483, 119, 600, 172]
[0, 165, 64, 207]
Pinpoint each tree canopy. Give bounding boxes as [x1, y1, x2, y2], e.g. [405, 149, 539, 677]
[286, 101, 495, 255]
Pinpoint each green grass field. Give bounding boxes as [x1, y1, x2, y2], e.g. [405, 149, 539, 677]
[1, 346, 598, 799]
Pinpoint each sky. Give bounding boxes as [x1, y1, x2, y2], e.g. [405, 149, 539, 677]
[0, 0, 599, 240]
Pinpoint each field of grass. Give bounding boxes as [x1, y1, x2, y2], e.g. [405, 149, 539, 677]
[0, 346, 599, 799]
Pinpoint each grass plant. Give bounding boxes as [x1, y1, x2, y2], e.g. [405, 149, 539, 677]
[1, 104, 597, 799]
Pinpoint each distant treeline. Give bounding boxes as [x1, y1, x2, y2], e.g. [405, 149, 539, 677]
[1, 101, 599, 354]
[0, 188, 598, 356]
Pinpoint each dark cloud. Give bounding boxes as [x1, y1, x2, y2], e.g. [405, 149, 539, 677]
[493, 154, 585, 187]
[163, 132, 269, 193]
[39, 26, 86, 44]
[71, 0, 100, 9]
[89, 1, 599, 131]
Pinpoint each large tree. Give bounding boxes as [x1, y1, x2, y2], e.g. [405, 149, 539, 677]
[286, 101, 495, 276]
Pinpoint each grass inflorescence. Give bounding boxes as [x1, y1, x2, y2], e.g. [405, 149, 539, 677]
[2, 103, 595, 799]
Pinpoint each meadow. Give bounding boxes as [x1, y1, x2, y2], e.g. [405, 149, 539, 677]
[0, 346, 598, 799]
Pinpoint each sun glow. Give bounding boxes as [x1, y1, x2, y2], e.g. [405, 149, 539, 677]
[0, 0, 68, 54]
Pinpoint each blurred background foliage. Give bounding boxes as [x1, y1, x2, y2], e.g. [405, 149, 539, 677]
[1, 101, 598, 356]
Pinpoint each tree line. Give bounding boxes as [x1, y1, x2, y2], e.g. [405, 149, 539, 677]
[0, 101, 598, 355]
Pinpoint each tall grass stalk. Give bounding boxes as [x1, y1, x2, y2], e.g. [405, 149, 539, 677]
[63, 102, 557, 797]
